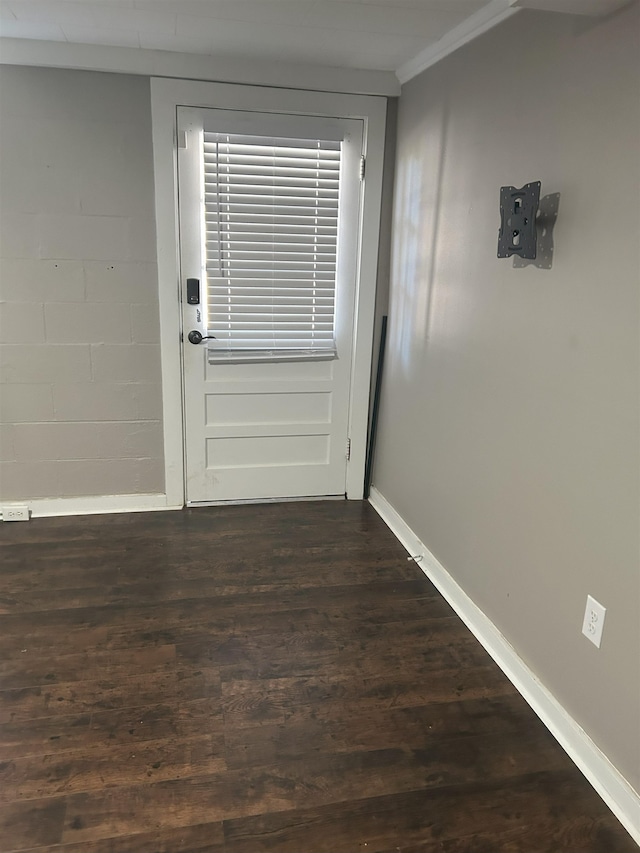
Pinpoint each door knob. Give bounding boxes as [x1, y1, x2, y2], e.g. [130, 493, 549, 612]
[187, 330, 216, 345]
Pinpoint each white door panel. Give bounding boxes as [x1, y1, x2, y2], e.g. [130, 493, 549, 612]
[178, 107, 362, 503]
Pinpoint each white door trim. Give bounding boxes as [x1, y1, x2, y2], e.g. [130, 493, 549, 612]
[150, 77, 387, 506]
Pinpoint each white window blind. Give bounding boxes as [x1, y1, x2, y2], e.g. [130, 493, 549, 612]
[203, 131, 341, 361]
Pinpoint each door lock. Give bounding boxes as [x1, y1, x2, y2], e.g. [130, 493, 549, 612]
[187, 330, 216, 345]
[186, 278, 200, 304]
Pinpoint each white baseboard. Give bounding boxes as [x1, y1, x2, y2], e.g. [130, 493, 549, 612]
[369, 486, 640, 846]
[1, 493, 182, 520]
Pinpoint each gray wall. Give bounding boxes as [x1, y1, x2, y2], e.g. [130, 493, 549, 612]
[373, 4, 640, 790]
[0, 67, 164, 500]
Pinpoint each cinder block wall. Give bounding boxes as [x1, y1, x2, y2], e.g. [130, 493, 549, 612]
[0, 66, 165, 501]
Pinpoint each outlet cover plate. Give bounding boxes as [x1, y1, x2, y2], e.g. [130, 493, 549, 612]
[582, 594, 606, 648]
[1, 504, 30, 522]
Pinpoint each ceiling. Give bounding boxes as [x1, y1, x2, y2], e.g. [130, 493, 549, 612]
[0, 0, 496, 73]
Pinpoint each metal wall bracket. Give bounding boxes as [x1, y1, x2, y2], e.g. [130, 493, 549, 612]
[498, 181, 541, 259]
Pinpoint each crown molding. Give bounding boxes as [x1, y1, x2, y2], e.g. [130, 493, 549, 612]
[396, 0, 520, 85]
[510, 0, 634, 14]
[0, 38, 401, 97]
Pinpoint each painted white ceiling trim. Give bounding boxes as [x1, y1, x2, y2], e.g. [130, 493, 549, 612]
[0, 37, 401, 97]
[396, 0, 520, 84]
[510, 0, 634, 14]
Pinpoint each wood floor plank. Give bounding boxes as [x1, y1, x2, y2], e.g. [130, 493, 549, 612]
[3, 613, 475, 689]
[57, 733, 573, 846]
[126, 581, 449, 636]
[397, 815, 636, 853]
[0, 734, 225, 803]
[179, 617, 491, 682]
[0, 710, 92, 762]
[0, 501, 634, 852]
[0, 545, 408, 604]
[0, 697, 223, 761]
[0, 577, 442, 640]
[0, 796, 66, 851]
[0, 566, 402, 614]
[223, 693, 543, 769]
[0, 667, 221, 725]
[0, 556, 412, 615]
[222, 770, 635, 853]
[23, 822, 225, 853]
[0, 644, 176, 692]
[220, 667, 517, 729]
[26, 823, 226, 853]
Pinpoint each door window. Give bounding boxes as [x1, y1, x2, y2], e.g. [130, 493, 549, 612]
[202, 131, 343, 361]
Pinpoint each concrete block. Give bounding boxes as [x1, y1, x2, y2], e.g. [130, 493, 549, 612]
[90, 344, 161, 384]
[38, 213, 129, 261]
[131, 303, 161, 343]
[126, 216, 158, 263]
[0, 383, 54, 424]
[76, 133, 155, 218]
[0, 213, 39, 259]
[0, 67, 151, 126]
[52, 382, 156, 422]
[133, 456, 165, 493]
[0, 344, 92, 383]
[121, 421, 164, 459]
[84, 261, 158, 303]
[0, 423, 15, 462]
[132, 383, 164, 420]
[0, 456, 164, 501]
[0, 302, 45, 344]
[49, 457, 165, 497]
[0, 122, 38, 215]
[12, 420, 163, 462]
[30, 159, 82, 217]
[0, 123, 82, 216]
[45, 302, 132, 344]
[0, 259, 85, 303]
[53, 382, 138, 422]
[0, 460, 62, 500]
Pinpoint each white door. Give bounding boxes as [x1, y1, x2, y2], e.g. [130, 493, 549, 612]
[177, 107, 363, 504]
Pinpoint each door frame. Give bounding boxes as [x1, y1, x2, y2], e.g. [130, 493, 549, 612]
[150, 77, 387, 507]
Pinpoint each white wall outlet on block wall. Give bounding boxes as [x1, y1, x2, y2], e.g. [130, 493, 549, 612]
[582, 595, 606, 648]
[1, 504, 30, 522]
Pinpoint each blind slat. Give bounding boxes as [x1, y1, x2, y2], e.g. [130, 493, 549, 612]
[208, 273, 335, 283]
[209, 243, 337, 254]
[206, 220, 338, 228]
[208, 287, 336, 297]
[205, 174, 339, 185]
[207, 205, 338, 218]
[206, 191, 339, 203]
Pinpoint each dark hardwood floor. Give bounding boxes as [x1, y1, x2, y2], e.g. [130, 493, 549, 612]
[0, 500, 635, 852]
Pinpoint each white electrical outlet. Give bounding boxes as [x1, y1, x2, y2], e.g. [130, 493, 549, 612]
[582, 595, 606, 648]
[1, 504, 30, 522]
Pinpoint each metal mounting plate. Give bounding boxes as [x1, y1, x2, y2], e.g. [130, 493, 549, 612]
[498, 181, 541, 259]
